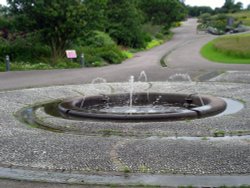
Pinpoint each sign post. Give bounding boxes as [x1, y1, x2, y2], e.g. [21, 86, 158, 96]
[66, 50, 77, 62]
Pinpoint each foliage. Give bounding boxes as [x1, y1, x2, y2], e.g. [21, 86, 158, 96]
[198, 11, 250, 34]
[121, 51, 134, 59]
[228, 11, 250, 26]
[198, 13, 212, 25]
[140, 0, 187, 29]
[146, 39, 163, 50]
[209, 14, 228, 31]
[0, 34, 51, 63]
[221, 0, 243, 13]
[83, 0, 108, 32]
[0, 61, 81, 72]
[76, 45, 125, 66]
[200, 34, 250, 64]
[7, 0, 87, 59]
[76, 31, 116, 48]
[1, 0, 188, 69]
[106, 0, 146, 48]
[0, 5, 8, 16]
[187, 6, 214, 17]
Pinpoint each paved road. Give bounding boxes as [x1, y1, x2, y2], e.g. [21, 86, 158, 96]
[1, 18, 249, 91]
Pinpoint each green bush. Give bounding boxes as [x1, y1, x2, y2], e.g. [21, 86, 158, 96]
[0, 34, 51, 63]
[155, 32, 164, 39]
[146, 39, 163, 49]
[121, 51, 133, 59]
[198, 13, 212, 24]
[142, 23, 162, 37]
[77, 31, 116, 48]
[76, 46, 102, 67]
[143, 32, 152, 42]
[0, 38, 10, 62]
[98, 50, 122, 64]
[91, 61, 105, 67]
[76, 45, 125, 66]
[172, 22, 182, 27]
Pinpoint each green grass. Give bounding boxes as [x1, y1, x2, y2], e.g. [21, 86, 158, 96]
[0, 61, 81, 72]
[213, 130, 225, 137]
[213, 33, 250, 58]
[200, 33, 250, 64]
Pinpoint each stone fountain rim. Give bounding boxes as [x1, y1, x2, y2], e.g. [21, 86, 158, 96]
[58, 92, 227, 121]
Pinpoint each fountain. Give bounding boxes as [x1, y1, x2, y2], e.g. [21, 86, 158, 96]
[58, 72, 227, 121]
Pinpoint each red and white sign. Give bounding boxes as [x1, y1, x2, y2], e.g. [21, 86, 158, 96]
[66, 50, 77, 59]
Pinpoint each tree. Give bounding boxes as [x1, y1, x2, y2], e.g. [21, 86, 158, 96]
[234, 2, 243, 11]
[222, 0, 235, 12]
[7, 0, 87, 60]
[106, 0, 145, 48]
[221, 0, 242, 13]
[0, 5, 8, 16]
[83, 0, 108, 32]
[188, 6, 214, 17]
[140, 0, 187, 29]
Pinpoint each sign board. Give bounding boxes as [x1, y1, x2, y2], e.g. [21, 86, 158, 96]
[66, 50, 77, 59]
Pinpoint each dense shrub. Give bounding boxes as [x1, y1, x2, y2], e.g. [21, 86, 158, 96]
[76, 45, 125, 66]
[98, 46, 124, 64]
[210, 14, 228, 31]
[76, 31, 116, 48]
[198, 13, 212, 24]
[155, 33, 164, 39]
[146, 39, 163, 49]
[0, 34, 51, 63]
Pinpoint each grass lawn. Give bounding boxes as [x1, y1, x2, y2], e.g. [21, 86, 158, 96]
[200, 33, 250, 64]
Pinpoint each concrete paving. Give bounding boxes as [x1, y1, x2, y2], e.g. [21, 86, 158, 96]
[1, 19, 250, 187]
[1, 80, 250, 187]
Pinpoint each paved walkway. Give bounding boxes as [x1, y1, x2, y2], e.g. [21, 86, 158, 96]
[1, 18, 249, 91]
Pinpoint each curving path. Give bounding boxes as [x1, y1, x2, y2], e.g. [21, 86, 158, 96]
[0, 18, 249, 91]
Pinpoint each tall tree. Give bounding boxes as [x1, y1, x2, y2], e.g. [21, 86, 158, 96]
[188, 6, 214, 17]
[221, 0, 242, 12]
[84, 0, 108, 32]
[7, 0, 87, 60]
[140, 0, 187, 29]
[106, 0, 145, 48]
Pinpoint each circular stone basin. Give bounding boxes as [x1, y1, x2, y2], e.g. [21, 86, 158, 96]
[58, 93, 227, 121]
